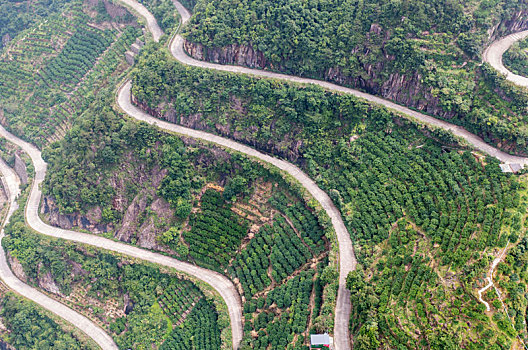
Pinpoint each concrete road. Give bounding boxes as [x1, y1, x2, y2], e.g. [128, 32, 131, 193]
[0, 158, 118, 350]
[0, 124, 243, 349]
[483, 30, 528, 88]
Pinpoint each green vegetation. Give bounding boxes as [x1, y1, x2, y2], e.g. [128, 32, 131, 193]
[161, 299, 222, 350]
[181, 0, 528, 154]
[0, 289, 93, 349]
[39, 53, 334, 346]
[492, 232, 528, 344]
[229, 194, 326, 298]
[42, 26, 114, 86]
[0, 0, 139, 147]
[139, 0, 180, 33]
[504, 37, 528, 77]
[184, 189, 249, 268]
[3, 215, 222, 349]
[241, 270, 321, 350]
[132, 47, 528, 347]
[0, 0, 69, 52]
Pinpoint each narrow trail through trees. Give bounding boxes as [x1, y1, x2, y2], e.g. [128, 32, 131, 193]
[477, 246, 508, 312]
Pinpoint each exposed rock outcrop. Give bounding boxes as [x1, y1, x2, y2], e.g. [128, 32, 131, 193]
[42, 156, 175, 253]
[7, 253, 26, 282]
[42, 196, 112, 233]
[114, 165, 169, 244]
[37, 268, 62, 296]
[488, 9, 528, 42]
[183, 41, 268, 69]
[133, 97, 306, 162]
[85, 0, 129, 18]
[182, 39, 453, 120]
[13, 153, 27, 185]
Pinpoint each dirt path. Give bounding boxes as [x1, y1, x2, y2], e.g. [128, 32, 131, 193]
[477, 246, 508, 311]
[0, 158, 118, 349]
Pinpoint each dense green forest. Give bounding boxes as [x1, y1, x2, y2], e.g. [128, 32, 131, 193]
[180, 0, 528, 155]
[0, 0, 139, 147]
[0, 289, 94, 349]
[131, 47, 528, 347]
[504, 37, 528, 77]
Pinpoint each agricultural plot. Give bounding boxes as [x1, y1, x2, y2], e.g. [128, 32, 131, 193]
[176, 177, 332, 348]
[0, 0, 139, 147]
[336, 132, 517, 267]
[42, 26, 115, 87]
[243, 270, 321, 349]
[160, 299, 222, 350]
[157, 279, 202, 325]
[184, 189, 249, 268]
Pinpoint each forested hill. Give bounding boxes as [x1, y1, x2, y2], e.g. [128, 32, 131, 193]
[181, 0, 528, 156]
[0, 0, 68, 50]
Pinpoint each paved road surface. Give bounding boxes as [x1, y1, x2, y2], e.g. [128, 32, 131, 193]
[0, 158, 118, 350]
[119, 81, 356, 350]
[119, 0, 163, 42]
[168, 7, 528, 166]
[120, 2, 528, 349]
[0, 124, 243, 349]
[483, 30, 528, 88]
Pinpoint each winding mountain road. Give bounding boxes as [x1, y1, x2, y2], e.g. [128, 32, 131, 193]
[168, 4, 528, 167]
[118, 82, 356, 349]
[119, 1, 528, 349]
[123, 1, 356, 348]
[483, 30, 528, 88]
[0, 124, 243, 349]
[0, 158, 117, 349]
[2, 2, 527, 350]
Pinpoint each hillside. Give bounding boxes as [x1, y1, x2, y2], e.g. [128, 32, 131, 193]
[130, 44, 528, 348]
[3, 197, 226, 349]
[2, 0, 528, 349]
[180, 0, 528, 155]
[0, 0, 138, 147]
[38, 83, 336, 348]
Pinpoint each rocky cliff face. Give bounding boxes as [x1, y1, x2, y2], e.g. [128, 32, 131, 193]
[42, 156, 176, 254]
[13, 153, 28, 185]
[133, 97, 305, 162]
[7, 253, 26, 283]
[182, 39, 455, 119]
[182, 10, 528, 124]
[488, 9, 528, 42]
[42, 196, 111, 233]
[183, 40, 268, 69]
